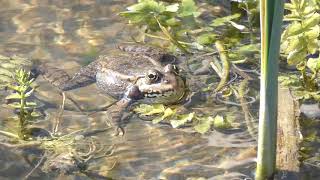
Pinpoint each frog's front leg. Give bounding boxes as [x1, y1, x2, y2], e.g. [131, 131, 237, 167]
[107, 85, 143, 136]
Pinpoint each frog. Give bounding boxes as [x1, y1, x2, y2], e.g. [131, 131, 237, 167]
[35, 44, 187, 136]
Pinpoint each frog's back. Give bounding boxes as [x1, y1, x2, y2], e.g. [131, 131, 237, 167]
[97, 54, 160, 76]
[95, 54, 162, 98]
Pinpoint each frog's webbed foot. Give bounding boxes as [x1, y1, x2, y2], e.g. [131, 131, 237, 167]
[106, 102, 128, 137]
[106, 85, 143, 136]
[112, 127, 125, 137]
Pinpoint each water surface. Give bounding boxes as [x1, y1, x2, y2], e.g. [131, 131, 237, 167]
[0, 1, 257, 179]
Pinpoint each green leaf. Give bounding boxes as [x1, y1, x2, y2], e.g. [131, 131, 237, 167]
[307, 57, 320, 72]
[212, 115, 231, 129]
[278, 75, 301, 87]
[162, 107, 175, 118]
[25, 88, 35, 97]
[284, 3, 296, 11]
[303, 12, 320, 29]
[165, 3, 179, 12]
[304, 131, 317, 142]
[31, 111, 42, 117]
[170, 112, 194, 128]
[170, 119, 186, 128]
[282, 36, 302, 54]
[282, 13, 320, 40]
[281, 22, 302, 40]
[165, 17, 180, 26]
[8, 102, 22, 109]
[237, 44, 260, 54]
[152, 107, 176, 124]
[7, 84, 21, 91]
[229, 21, 247, 31]
[5, 93, 21, 100]
[178, 0, 200, 17]
[306, 39, 318, 54]
[127, 0, 165, 14]
[133, 104, 165, 115]
[287, 49, 307, 65]
[194, 116, 214, 134]
[211, 14, 241, 27]
[119, 0, 172, 31]
[196, 33, 217, 45]
[152, 116, 164, 124]
[26, 101, 37, 107]
[305, 25, 320, 39]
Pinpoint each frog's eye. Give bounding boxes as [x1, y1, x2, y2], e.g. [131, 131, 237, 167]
[146, 70, 159, 82]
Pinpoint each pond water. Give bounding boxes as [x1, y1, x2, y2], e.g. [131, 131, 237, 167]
[0, 1, 258, 179]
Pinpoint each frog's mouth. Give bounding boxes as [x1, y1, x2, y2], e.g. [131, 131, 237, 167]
[138, 82, 186, 104]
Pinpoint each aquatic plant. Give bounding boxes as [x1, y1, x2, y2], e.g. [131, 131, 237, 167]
[0, 55, 37, 139]
[256, 0, 284, 179]
[133, 104, 232, 134]
[0, 127, 116, 179]
[281, 0, 320, 92]
[5, 69, 39, 139]
[120, 0, 262, 100]
[120, 0, 200, 53]
[121, 0, 260, 135]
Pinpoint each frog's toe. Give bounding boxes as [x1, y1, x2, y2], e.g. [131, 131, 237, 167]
[112, 127, 125, 137]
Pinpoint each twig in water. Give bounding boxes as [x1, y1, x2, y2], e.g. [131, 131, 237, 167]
[53, 92, 66, 135]
[0, 141, 41, 149]
[0, 130, 20, 139]
[24, 152, 46, 180]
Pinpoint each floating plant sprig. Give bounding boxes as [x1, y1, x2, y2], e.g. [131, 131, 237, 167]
[5, 69, 39, 139]
[133, 104, 233, 134]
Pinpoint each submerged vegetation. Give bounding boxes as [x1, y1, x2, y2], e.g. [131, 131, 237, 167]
[134, 104, 232, 134]
[0, 0, 319, 179]
[121, 0, 260, 134]
[5, 69, 40, 139]
[0, 55, 116, 178]
[280, 0, 320, 100]
[120, 0, 260, 80]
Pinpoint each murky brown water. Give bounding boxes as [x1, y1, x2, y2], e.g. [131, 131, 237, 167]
[0, 1, 257, 179]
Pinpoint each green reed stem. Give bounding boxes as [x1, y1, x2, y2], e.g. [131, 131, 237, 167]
[256, 0, 284, 179]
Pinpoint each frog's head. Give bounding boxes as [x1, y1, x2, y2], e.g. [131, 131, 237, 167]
[135, 64, 186, 104]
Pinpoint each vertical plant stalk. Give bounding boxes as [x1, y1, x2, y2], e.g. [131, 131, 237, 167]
[53, 92, 66, 135]
[19, 89, 26, 139]
[256, 0, 284, 179]
[214, 40, 230, 92]
[238, 79, 257, 140]
[154, 16, 190, 54]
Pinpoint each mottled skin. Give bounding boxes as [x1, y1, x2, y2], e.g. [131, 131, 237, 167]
[37, 44, 186, 135]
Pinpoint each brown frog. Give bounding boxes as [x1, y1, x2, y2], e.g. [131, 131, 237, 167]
[36, 44, 187, 135]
